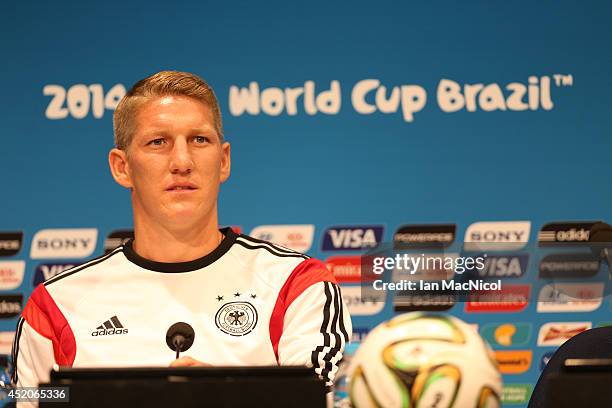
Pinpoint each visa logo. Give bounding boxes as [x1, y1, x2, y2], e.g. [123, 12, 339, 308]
[33, 263, 76, 286]
[478, 255, 529, 278]
[322, 225, 384, 251]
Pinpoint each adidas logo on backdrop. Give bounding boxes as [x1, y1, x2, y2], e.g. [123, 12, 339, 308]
[91, 316, 128, 336]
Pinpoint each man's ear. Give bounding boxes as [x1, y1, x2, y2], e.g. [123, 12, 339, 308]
[220, 141, 231, 183]
[108, 148, 133, 189]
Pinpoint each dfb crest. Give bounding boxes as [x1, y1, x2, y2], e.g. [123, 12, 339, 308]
[215, 301, 258, 336]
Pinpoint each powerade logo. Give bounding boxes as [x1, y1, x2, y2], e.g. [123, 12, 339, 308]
[476, 254, 529, 278]
[33, 263, 77, 286]
[480, 323, 532, 347]
[322, 225, 383, 251]
[539, 253, 600, 278]
[0, 295, 23, 318]
[464, 221, 531, 251]
[0, 232, 23, 257]
[538, 221, 598, 246]
[540, 352, 555, 371]
[393, 224, 456, 249]
[31, 228, 98, 259]
[104, 230, 134, 254]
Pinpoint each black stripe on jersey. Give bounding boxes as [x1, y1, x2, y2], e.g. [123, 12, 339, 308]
[311, 282, 333, 377]
[44, 247, 123, 287]
[321, 282, 343, 382]
[335, 284, 350, 342]
[11, 317, 25, 385]
[237, 235, 310, 258]
[235, 239, 308, 260]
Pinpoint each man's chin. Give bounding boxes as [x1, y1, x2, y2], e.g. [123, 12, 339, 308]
[161, 208, 209, 227]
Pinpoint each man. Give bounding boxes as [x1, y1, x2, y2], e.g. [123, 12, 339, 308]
[12, 71, 351, 392]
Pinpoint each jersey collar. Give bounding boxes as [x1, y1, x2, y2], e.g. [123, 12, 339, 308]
[122, 227, 238, 273]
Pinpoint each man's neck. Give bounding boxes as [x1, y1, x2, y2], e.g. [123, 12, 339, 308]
[131, 217, 223, 263]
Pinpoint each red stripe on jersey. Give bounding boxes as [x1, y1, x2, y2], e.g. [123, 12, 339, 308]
[269, 258, 337, 363]
[22, 284, 76, 366]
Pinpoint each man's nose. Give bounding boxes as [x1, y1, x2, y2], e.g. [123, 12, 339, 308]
[169, 139, 194, 174]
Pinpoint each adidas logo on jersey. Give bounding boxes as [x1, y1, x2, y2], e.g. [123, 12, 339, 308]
[91, 315, 128, 336]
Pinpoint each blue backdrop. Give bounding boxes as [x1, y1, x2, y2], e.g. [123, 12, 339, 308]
[2, 1, 611, 406]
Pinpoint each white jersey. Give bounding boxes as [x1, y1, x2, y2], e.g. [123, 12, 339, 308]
[12, 228, 352, 391]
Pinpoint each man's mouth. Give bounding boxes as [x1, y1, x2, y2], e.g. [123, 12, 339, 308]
[167, 183, 197, 191]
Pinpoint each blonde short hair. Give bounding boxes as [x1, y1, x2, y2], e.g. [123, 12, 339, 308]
[113, 71, 223, 150]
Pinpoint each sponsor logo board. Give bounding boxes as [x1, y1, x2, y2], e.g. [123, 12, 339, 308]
[31, 229, 98, 259]
[393, 224, 456, 249]
[537, 322, 591, 346]
[465, 285, 530, 313]
[537, 283, 603, 312]
[0, 295, 23, 318]
[0, 232, 23, 257]
[502, 384, 533, 405]
[0, 261, 25, 290]
[326, 256, 364, 283]
[538, 253, 600, 278]
[476, 254, 529, 278]
[250, 224, 314, 252]
[538, 221, 598, 246]
[494, 350, 532, 374]
[480, 323, 532, 347]
[394, 293, 455, 312]
[322, 225, 384, 251]
[464, 221, 531, 251]
[33, 263, 77, 286]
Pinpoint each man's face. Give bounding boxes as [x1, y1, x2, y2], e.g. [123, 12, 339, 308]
[111, 95, 230, 229]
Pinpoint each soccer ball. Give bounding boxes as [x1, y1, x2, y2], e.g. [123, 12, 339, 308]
[347, 313, 502, 408]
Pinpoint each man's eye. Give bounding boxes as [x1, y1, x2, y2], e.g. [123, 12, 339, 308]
[194, 136, 209, 144]
[148, 138, 165, 146]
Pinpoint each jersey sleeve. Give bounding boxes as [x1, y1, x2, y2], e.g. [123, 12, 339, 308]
[269, 258, 352, 389]
[11, 284, 76, 389]
[12, 318, 56, 386]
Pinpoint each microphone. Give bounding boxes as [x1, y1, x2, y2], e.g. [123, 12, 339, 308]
[589, 222, 612, 277]
[166, 322, 195, 360]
